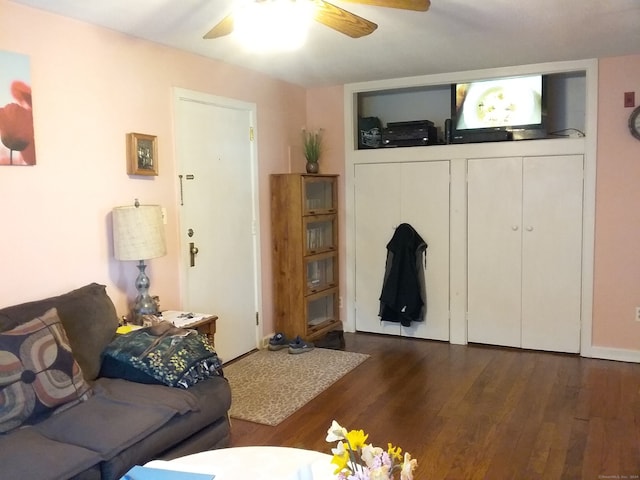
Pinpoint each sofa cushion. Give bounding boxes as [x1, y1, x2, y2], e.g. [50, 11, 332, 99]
[99, 376, 232, 480]
[0, 283, 120, 381]
[34, 377, 200, 460]
[0, 308, 93, 433]
[0, 427, 102, 480]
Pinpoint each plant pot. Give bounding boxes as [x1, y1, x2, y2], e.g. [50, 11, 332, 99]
[306, 161, 319, 174]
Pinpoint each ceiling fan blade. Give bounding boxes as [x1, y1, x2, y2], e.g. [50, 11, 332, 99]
[340, 0, 430, 12]
[203, 13, 234, 39]
[312, 0, 378, 38]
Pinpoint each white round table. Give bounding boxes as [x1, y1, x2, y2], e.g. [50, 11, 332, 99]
[145, 446, 336, 480]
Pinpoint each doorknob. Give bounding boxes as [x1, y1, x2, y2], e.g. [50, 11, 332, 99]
[189, 242, 199, 267]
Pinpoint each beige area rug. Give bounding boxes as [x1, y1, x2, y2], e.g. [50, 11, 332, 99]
[224, 348, 369, 426]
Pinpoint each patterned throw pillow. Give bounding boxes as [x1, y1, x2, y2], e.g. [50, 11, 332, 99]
[0, 308, 92, 433]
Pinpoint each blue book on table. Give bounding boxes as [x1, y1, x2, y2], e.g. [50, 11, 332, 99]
[120, 465, 215, 480]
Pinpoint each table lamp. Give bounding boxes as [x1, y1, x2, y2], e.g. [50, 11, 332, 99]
[112, 200, 167, 323]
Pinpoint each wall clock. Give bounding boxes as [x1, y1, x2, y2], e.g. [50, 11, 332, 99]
[629, 105, 640, 141]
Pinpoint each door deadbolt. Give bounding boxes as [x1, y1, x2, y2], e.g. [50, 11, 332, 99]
[187, 228, 194, 238]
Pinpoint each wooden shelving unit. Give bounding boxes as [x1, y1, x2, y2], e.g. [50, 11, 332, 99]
[270, 174, 341, 341]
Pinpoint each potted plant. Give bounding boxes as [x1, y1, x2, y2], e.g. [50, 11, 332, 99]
[302, 128, 323, 173]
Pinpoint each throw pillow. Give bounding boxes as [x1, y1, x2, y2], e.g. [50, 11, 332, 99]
[0, 308, 92, 433]
[0, 283, 120, 381]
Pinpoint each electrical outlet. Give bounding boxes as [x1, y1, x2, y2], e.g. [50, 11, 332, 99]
[636, 307, 640, 322]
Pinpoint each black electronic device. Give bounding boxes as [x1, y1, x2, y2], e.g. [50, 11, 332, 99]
[358, 116, 382, 149]
[382, 120, 438, 147]
[451, 129, 512, 144]
[451, 74, 547, 144]
[444, 118, 452, 144]
[387, 120, 434, 128]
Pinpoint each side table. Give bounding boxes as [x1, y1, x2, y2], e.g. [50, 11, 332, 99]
[158, 311, 218, 346]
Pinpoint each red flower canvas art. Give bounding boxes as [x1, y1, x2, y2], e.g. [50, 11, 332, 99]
[0, 51, 36, 166]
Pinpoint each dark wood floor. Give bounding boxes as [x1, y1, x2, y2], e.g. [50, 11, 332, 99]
[229, 332, 640, 479]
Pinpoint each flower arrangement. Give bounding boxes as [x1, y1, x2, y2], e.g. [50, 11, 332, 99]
[302, 127, 323, 164]
[326, 420, 418, 480]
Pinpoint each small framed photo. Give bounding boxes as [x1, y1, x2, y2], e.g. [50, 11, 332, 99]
[127, 132, 158, 176]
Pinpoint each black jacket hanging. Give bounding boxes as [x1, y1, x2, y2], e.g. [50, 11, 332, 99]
[379, 223, 427, 327]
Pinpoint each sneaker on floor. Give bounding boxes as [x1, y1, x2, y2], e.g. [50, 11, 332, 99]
[268, 332, 289, 351]
[288, 335, 314, 354]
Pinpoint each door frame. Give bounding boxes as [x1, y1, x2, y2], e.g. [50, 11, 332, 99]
[172, 87, 263, 350]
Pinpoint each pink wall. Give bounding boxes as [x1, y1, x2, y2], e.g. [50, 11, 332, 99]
[2, 0, 639, 356]
[306, 86, 346, 321]
[0, 0, 307, 338]
[592, 54, 640, 350]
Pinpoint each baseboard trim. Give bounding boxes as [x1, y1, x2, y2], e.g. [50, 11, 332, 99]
[589, 346, 640, 363]
[260, 334, 274, 350]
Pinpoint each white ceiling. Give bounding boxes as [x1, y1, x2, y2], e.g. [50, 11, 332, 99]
[8, 0, 640, 87]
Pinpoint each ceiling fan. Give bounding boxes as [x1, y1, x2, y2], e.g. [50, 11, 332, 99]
[203, 0, 431, 40]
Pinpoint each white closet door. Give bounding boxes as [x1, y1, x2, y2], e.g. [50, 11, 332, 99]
[521, 155, 583, 352]
[467, 157, 523, 347]
[354, 163, 402, 335]
[354, 161, 450, 340]
[400, 161, 450, 341]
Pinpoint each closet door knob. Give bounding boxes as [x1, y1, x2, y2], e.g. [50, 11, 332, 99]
[512, 225, 519, 231]
[526, 226, 534, 232]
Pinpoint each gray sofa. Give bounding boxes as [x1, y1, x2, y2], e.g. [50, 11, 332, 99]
[0, 283, 232, 480]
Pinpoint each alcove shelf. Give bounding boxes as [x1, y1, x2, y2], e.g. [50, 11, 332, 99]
[348, 60, 590, 151]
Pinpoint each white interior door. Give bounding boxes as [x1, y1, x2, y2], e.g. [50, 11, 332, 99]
[521, 155, 583, 352]
[399, 161, 450, 341]
[354, 161, 450, 340]
[174, 89, 260, 363]
[467, 157, 522, 348]
[354, 163, 401, 336]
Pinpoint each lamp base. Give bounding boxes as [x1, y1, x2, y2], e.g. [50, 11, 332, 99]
[132, 260, 158, 324]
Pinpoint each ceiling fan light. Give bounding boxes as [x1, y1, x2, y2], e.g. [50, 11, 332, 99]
[233, 0, 313, 52]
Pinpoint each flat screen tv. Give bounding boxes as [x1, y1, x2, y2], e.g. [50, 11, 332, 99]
[450, 74, 546, 143]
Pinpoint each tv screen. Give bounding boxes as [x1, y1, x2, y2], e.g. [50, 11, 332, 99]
[451, 74, 545, 141]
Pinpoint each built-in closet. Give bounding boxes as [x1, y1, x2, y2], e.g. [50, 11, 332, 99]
[467, 155, 584, 353]
[344, 59, 597, 355]
[354, 161, 450, 341]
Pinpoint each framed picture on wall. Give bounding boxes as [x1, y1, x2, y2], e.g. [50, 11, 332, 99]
[0, 50, 36, 166]
[127, 132, 158, 176]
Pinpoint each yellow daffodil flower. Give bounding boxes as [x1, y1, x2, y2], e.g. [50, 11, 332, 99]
[325, 420, 348, 442]
[331, 440, 347, 457]
[387, 443, 403, 463]
[325, 422, 418, 480]
[400, 452, 418, 480]
[330, 446, 350, 475]
[345, 429, 368, 451]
